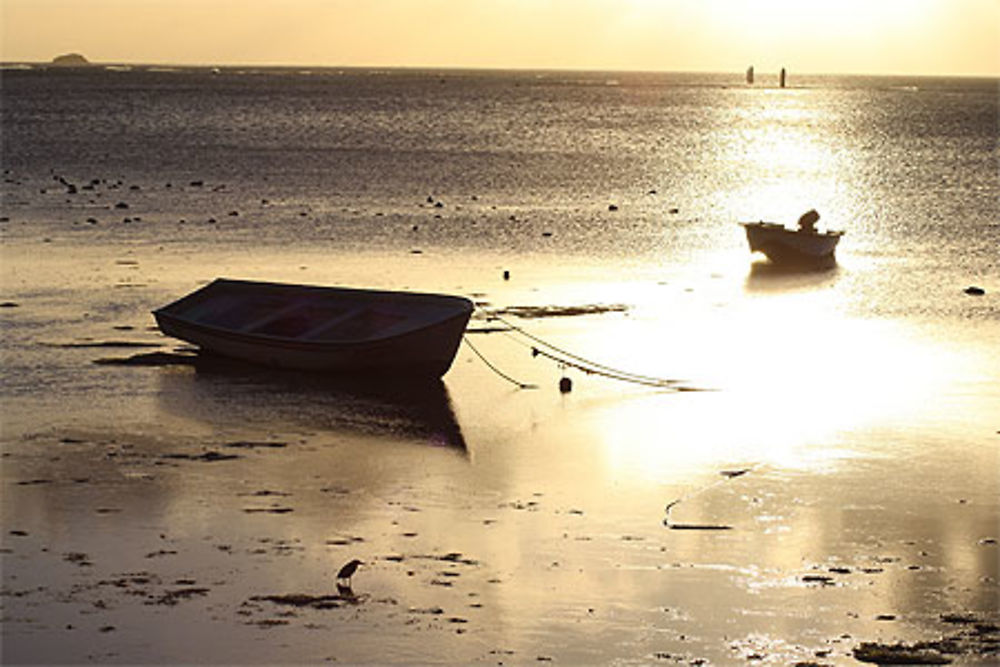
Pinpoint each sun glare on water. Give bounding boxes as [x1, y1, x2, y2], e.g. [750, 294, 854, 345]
[570, 281, 961, 483]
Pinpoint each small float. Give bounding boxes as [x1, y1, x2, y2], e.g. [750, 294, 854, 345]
[741, 209, 843, 266]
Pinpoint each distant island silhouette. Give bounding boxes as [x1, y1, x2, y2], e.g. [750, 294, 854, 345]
[51, 53, 90, 67]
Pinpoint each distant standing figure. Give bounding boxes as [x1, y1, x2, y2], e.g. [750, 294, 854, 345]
[780, 67, 787, 88]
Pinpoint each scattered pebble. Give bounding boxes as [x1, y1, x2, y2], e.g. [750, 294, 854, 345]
[146, 588, 210, 606]
[63, 552, 92, 566]
[409, 606, 444, 615]
[224, 441, 288, 449]
[145, 549, 178, 558]
[160, 451, 240, 463]
[243, 507, 294, 514]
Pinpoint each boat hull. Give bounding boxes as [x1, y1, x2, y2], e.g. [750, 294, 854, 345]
[153, 279, 473, 378]
[742, 222, 842, 265]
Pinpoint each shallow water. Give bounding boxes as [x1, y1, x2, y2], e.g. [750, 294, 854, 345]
[2, 67, 998, 664]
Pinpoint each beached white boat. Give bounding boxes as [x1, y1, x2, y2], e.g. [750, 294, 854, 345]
[741, 210, 843, 265]
[153, 279, 473, 377]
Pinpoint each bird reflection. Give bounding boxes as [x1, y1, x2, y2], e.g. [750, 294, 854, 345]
[335, 583, 359, 601]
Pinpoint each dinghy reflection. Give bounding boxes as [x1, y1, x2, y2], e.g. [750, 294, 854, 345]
[744, 259, 840, 292]
[157, 352, 467, 451]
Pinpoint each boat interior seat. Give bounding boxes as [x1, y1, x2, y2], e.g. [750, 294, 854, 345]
[240, 298, 411, 341]
[304, 307, 411, 342]
[249, 301, 382, 339]
[201, 293, 420, 342]
[297, 307, 371, 339]
[239, 300, 320, 333]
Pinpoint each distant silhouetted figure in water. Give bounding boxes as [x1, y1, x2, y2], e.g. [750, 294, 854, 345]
[337, 559, 363, 586]
[780, 67, 787, 88]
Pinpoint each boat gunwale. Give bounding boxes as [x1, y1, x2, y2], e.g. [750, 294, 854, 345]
[152, 278, 474, 347]
[740, 221, 844, 238]
[154, 307, 472, 352]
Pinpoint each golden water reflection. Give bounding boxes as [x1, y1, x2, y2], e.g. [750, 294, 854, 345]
[701, 86, 859, 230]
[556, 285, 965, 489]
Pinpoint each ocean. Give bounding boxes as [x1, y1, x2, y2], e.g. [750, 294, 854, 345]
[3, 67, 997, 308]
[1, 66, 998, 664]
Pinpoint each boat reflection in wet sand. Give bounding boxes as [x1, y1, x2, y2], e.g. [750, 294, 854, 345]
[741, 209, 843, 267]
[158, 355, 468, 451]
[153, 278, 473, 378]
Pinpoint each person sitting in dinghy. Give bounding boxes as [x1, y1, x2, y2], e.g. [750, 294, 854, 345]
[797, 209, 820, 233]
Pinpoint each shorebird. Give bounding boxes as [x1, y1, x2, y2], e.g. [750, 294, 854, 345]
[337, 559, 363, 586]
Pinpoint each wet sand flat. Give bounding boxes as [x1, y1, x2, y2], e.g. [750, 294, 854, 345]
[2, 237, 998, 665]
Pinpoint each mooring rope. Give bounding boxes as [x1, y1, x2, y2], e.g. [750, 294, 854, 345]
[524, 345, 678, 388]
[487, 313, 683, 389]
[461, 335, 537, 390]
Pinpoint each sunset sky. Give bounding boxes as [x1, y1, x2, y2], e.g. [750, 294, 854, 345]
[2, 0, 997, 76]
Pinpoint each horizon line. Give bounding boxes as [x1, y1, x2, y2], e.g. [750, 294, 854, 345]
[2, 58, 998, 80]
